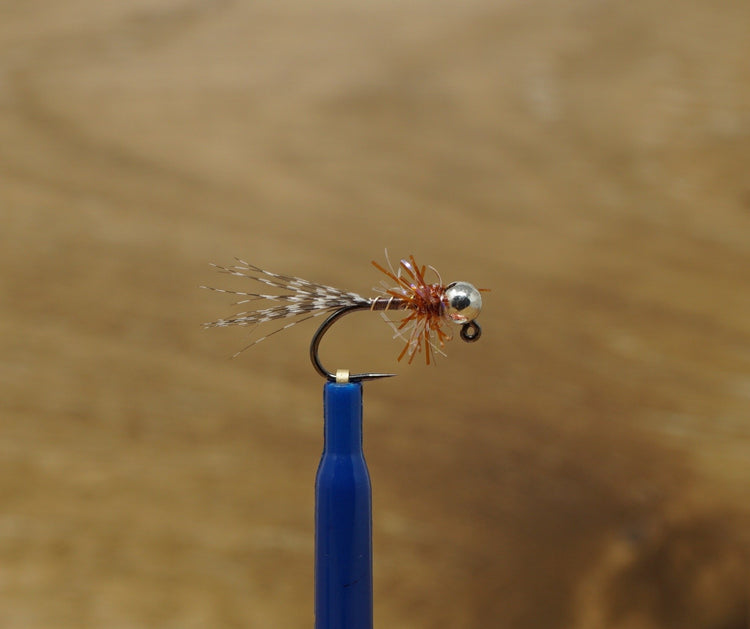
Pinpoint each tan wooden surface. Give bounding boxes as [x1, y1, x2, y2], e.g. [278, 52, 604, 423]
[1, 1, 749, 627]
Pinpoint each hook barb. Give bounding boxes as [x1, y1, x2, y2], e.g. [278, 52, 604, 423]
[310, 303, 396, 383]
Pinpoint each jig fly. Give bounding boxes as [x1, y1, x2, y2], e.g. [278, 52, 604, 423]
[202, 255, 484, 382]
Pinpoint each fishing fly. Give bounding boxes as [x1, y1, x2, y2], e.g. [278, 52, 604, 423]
[202, 255, 485, 382]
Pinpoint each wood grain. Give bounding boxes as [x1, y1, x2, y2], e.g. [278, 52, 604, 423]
[1, 1, 749, 627]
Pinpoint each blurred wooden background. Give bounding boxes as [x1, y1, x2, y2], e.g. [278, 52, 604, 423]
[1, 1, 749, 627]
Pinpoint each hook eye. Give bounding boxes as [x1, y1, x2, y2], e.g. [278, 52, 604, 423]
[460, 321, 481, 342]
[310, 304, 396, 383]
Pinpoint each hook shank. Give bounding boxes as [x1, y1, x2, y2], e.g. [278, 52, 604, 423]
[309, 297, 481, 383]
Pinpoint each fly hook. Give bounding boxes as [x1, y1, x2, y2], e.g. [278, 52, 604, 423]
[203, 254, 486, 382]
[309, 303, 397, 383]
[309, 302, 483, 384]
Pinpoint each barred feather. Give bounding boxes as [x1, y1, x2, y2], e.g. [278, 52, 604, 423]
[201, 259, 368, 356]
[202, 255, 484, 364]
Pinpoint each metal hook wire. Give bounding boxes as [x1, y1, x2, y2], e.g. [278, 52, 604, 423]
[310, 303, 396, 383]
[309, 303, 483, 383]
[460, 320, 482, 342]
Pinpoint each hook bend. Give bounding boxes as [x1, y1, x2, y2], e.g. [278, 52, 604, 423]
[310, 303, 396, 383]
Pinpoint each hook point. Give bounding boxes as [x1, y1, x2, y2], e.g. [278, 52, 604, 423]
[311, 304, 396, 383]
